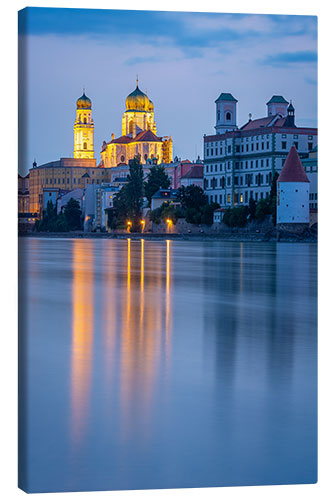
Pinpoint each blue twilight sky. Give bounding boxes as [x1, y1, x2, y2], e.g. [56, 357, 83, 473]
[18, 7, 317, 175]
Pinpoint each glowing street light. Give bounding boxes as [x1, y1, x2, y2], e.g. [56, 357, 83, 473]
[127, 220, 132, 233]
[140, 219, 145, 233]
[166, 218, 173, 233]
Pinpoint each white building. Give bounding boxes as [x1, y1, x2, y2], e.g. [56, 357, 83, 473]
[277, 146, 310, 227]
[204, 94, 317, 208]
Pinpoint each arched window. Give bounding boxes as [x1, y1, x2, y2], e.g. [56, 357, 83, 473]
[121, 155, 125, 162]
[144, 154, 148, 161]
[83, 142, 87, 150]
[129, 120, 134, 134]
[84, 117, 87, 124]
[226, 112, 231, 121]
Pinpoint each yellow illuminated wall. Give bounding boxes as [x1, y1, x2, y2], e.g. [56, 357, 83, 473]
[74, 103, 94, 159]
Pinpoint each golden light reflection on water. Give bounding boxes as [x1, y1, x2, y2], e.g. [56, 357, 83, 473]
[69, 238, 173, 448]
[120, 239, 173, 442]
[70, 240, 94, 447]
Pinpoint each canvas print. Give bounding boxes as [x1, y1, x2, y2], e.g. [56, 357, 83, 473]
[18, 7, 318, 494]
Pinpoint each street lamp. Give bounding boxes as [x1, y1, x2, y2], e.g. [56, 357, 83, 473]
[166, 218, 172, 233]
[140, 219, 145, 233]
[127, 220, 132, 233]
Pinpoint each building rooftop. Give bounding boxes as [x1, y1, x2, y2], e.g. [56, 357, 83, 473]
[266, 95, 289, 105]
[181, 165, 203, 179]
[278, 146, 310, 183]
[215, 92, 238, 103]
[152, 189, 179, 199]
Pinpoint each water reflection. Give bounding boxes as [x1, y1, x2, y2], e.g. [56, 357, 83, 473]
[20, 238, 316, 492]
[119, 239, 173, 442]
[70, 240, 94, 447]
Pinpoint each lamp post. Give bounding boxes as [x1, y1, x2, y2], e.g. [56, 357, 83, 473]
[127, 220, 132, 233]
[140, 220, 145, 233]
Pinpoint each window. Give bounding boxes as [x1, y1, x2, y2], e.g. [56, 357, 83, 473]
[83, 142, 87, 150]
[228, 145, 231, 153]
[251, 144, 254, 151]
[240, 193, 243, 203]
[294, 142, 298, 149]
[217, 111, 220, 120]
[215, 148, 218, 156]
[67, 178, 69, 184]
[266, 142, 269, 149]
[236, 145, 240, 153]
[46, 178, 48, 184]
[256, 143, 259, 151]
[308, 143, 313, 151]
[84, 117, 87, 124]
[226, 112, 231, 121]
[227, 194, 231, 203]
[74, 178, 76, 184]
[282, 141, 287, 150]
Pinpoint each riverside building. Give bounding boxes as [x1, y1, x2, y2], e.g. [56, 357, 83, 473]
[203, 93, 317, 207]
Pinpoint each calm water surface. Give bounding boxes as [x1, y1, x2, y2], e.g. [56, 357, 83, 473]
[19, 238, 317, 492]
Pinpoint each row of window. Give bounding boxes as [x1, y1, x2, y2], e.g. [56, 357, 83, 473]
[45, 178, 103, 185]
[209, 191, 269, 205]
[205, 158, 271, 173]
[309, 193, 318, 201]
[205, 172, 272, 190]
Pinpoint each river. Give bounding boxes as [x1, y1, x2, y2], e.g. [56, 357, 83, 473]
[18, 238, 317, 492]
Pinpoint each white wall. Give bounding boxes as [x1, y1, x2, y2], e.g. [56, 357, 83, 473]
[277, 182, 309, 223]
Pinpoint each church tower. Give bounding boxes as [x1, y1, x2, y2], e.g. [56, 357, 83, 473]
[215, 92, 238, 133]
[73, 90, 94, 159]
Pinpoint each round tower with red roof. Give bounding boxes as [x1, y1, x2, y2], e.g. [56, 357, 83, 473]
[277, 146, 310, 230]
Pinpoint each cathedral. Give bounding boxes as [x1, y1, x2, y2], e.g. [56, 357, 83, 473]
[100, 81, 173, 167]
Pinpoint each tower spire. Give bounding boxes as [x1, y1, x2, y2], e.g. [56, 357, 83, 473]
[136, 74, 139, 87]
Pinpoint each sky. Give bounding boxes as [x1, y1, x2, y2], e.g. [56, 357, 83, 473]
[18, 7, 317, 175]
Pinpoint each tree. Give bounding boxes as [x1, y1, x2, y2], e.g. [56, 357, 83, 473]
[149, 202, 181, 225]
[269, 171, 279, 225]
[201, 202, 220, 225]
[223, 206, 248, 228]
[177, 185, 208, 210]
[144, 165, 170, 205]
[255, 198, 271, 222]
[64, 198, 82, 230]
[248, 197, 257, 221]
[112, 155, 144, 231]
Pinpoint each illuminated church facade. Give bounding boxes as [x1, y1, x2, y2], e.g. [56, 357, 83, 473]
[100, 82, 173, 167]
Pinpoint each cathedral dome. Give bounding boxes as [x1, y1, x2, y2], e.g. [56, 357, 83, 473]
[76, 91, 92, 109]
[126, 85, 151, 111]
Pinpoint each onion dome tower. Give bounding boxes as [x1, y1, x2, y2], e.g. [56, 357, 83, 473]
[122, 78, 156, 137]
[73, 89, 94, 159]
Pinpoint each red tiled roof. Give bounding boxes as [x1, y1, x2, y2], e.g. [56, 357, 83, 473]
[110, 135, 133, 144]
[108, 129, 163, 145]
[240, 114, 287, 131]
[181, 165, 203, 179]
[132, 129, 163, 143]
[278, 146, 310, 183]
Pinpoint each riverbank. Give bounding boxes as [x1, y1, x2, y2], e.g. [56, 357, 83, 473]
[19, 228, 317, 243]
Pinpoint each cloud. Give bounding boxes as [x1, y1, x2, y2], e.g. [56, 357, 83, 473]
[261, 51, 317, 67]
